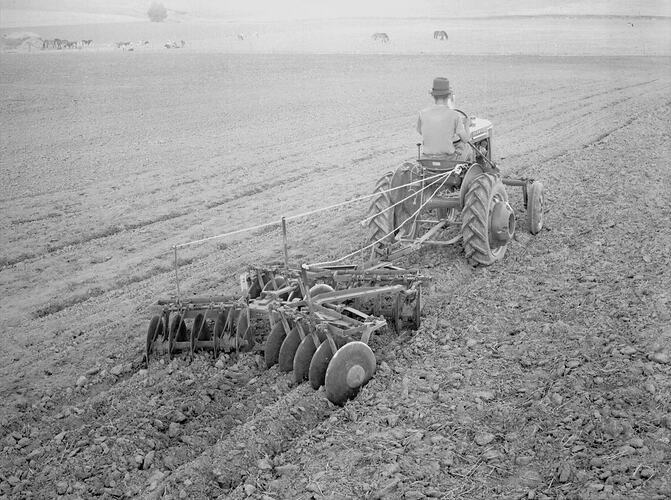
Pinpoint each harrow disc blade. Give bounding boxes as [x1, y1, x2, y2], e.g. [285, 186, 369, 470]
[213, 311, 228, 356]
[293, 331, 327, 384]
[278, 326, 302, 373]
[145, 315, 164, 362]
[325, 341, 376, 406]
[308, 337, 346, 390]
[236, 311, 254, 353]
[191, 313, 212, 352]
[169, 314, 187, 356]
[172, 315, 189, 342]
[264, 322, 287, 368]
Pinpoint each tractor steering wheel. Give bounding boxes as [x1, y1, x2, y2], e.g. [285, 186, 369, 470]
[453, 108, 471, 143]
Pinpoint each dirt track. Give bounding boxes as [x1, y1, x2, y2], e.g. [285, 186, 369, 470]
[1, 53, 670, 499]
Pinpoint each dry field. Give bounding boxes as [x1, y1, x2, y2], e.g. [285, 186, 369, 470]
[1, 36, 670, 500]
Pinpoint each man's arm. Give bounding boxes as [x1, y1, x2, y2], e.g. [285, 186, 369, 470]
[456, 115, 470, 143]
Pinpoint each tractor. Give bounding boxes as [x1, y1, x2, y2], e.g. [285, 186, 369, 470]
[366, 110, 544, 265]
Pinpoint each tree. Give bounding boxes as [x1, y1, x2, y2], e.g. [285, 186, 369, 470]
[147, 2, 167, 22]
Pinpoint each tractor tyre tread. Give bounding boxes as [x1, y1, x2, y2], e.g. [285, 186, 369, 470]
[366, 171, 395, 262]
[461, 173, 508, 266]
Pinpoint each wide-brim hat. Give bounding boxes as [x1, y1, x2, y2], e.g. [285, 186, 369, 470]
[430, 77, 452, 97]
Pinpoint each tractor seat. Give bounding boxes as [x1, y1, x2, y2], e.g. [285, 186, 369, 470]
[417, 157, 467, 172]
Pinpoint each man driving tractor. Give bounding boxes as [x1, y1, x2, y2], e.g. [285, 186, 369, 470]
[416, 77, 474, 162]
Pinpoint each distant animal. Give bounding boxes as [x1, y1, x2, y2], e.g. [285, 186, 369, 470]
[164, 40, 184, 49]
[116, 41, 132, 50]
[628, 22, 634, 27]
[81, 39, 93, 47]
[434, 30, 448, 40]
[372, 32, 389, 43]
[237, 33, 245, 41]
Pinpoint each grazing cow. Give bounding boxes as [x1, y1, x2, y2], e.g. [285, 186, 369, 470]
[434, 30, 448, 40]
[372, 32, 390, 43]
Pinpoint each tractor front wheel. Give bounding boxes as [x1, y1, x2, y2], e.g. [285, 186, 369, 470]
[527, 181, 544, 235]
[461, 173, 514, 266]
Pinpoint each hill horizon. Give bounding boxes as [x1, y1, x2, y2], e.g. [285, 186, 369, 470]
[2, 0, 670, 27]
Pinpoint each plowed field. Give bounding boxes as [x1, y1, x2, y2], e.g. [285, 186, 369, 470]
[1, 51, 670, 499]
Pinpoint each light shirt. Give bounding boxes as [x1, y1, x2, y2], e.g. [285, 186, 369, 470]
[417, 104, 469, 156]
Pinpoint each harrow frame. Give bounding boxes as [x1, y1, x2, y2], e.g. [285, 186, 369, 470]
[146, 262, 426, 405]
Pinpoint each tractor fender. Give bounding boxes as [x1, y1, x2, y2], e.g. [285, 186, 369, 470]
[390, 162, 421, 206]
[390, 162, 422, 237]
[459, 163, 485, 208]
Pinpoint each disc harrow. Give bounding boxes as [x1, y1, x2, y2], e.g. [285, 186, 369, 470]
[146, 263, 425, 406]
[144, 107, 544, 407]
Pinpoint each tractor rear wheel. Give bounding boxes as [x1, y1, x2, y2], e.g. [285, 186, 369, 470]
[366, 171, 395, 262]
[392, 163, 420, 240]
[462, 173, 514, 266]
